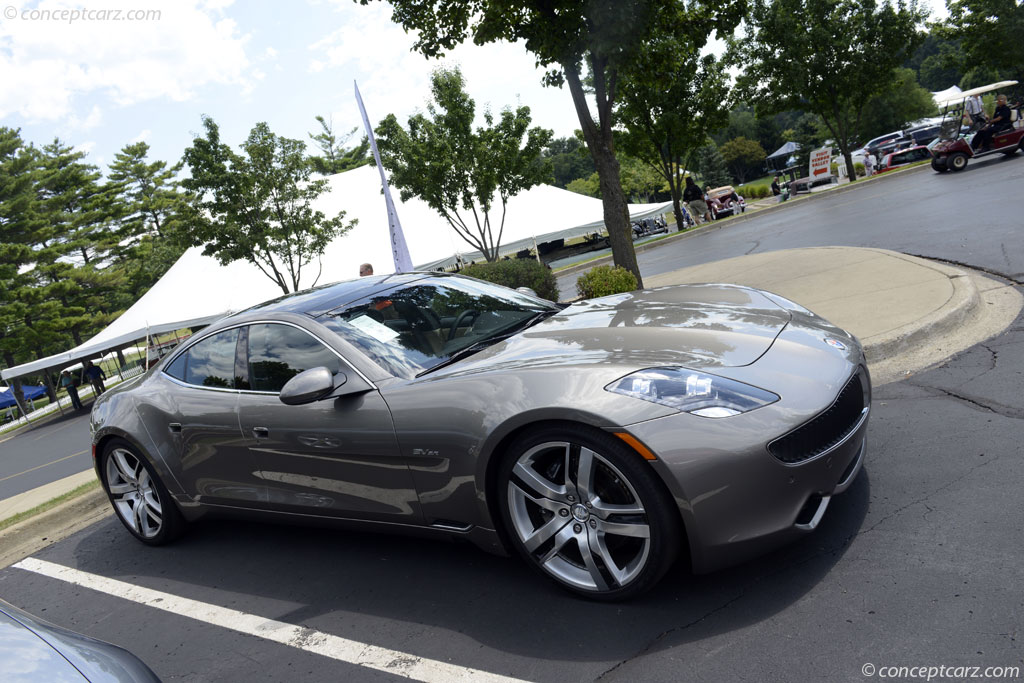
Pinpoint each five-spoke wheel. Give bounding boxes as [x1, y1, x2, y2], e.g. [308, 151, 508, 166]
[101, 439, 183, 545]
[499, 426, 680, 600]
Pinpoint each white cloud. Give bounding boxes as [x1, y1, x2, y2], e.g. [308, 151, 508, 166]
[307, 2, 582, 138]
[0, 0, 254, 122]
[67, 104, 103, 130]
[264, 46, 278, 59]
[131, 128, 152, 143]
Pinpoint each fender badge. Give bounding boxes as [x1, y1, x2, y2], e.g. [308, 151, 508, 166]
[824, 338, 847, 351]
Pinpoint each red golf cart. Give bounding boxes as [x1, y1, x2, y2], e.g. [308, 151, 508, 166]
[930, 80, 1023, 173]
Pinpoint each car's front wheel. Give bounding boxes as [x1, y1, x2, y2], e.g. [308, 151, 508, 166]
[498, 425, 681, 600]
[101, 439, 184, 545]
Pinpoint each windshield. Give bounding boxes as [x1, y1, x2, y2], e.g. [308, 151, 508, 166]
[938, 103, 964, 141]
[320, 276, 559, 379]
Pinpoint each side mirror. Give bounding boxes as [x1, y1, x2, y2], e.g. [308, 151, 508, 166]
[279, 367, 336, 405]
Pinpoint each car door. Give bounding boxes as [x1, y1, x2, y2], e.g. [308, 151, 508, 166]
[235, 321, 421, 523]
[161, 328, 266, 506]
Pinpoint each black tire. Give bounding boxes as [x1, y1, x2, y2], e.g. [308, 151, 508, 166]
[497, 424, 681, 601]
[949, 152, 969, 171]
[101, 438, 185, 546]
[931, 157, 948, 173]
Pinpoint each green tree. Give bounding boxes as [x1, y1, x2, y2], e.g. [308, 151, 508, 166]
[103, 142, 191, 300]
[618, 154, 667, 203]
[0, 128, 39, 404]
[182, 117, 356, 295]
[307, 115, 371, 176]
[693, 143, 731, 188]
[617, 51, 731, 230]
[361, 0, 744, 287]
[858, 67, 937, 139]
[33, 139, 122, 347]
[566, 172, 602, 198]
[733, 0, 926, 180]
[939, 0, 1024, 82]
[543, 136, 595, 189]
[720, 136, 767, 184]
[905, 30, 963, 91]
[374, 67, 553, 262]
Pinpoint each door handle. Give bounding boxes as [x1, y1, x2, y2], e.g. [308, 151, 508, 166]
[168, 423, 182, 433]
[252, 427, 270, 439]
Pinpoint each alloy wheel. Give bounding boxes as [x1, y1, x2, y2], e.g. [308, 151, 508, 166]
[506, 440, 651, 593]
[105, 447, 163, 539]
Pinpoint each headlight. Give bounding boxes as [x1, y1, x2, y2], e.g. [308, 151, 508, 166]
[606, 367, 780, 418]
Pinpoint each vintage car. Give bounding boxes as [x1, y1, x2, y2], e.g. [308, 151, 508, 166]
[706, 186, 746, 220]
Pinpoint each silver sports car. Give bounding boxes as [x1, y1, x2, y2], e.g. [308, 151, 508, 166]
[91, 273, 870, 600]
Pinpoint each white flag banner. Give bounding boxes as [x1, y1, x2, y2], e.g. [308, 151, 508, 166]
[354, 81, 414, 273]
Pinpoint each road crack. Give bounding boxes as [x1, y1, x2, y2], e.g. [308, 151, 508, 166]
[593, 591, 748, 681]
[903, 379, 1024, 420]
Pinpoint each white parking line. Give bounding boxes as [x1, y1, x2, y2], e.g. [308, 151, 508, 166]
[14, 557, 529, 683]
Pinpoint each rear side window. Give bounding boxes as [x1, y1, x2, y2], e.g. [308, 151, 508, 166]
[246, 323, 342, 393]
[173, 329, 239, 389]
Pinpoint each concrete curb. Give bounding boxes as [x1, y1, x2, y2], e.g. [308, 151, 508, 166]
[0, 487, 110, 569]
[859, 253, 980, 364]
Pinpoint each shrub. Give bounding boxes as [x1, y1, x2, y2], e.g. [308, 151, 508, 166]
[462, 258, 559, 301]
[576, 265, 638, 299]
[739, 184, 770, 199]
[854, 162, 865, 177]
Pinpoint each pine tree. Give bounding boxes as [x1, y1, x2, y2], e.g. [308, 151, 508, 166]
[694, 143, 731, 188]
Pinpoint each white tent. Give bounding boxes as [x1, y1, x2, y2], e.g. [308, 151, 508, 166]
[931, 85, 962, 107]
[2, 164, 671, 379]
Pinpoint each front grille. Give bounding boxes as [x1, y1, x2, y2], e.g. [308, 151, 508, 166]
[768, 370, 866, 464]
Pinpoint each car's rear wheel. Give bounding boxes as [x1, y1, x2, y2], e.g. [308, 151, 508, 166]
[498, 425, 681, 600]
[101, 439, 184, 545]
[931, 157, 948, 173]
[949, 152, 969, 171]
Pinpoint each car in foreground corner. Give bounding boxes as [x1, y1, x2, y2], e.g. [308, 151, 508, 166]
[91, 273, 870, 600]
[0, 598, 160, 682]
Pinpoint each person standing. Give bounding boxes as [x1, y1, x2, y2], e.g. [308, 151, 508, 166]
[85, 360, 106, 395]
[863, 153, 874, 176]
[771, 175, 782, 202]
[359, 263, 374, 277]
[682, 176, 709, 224]
[60, 370, 82, 410]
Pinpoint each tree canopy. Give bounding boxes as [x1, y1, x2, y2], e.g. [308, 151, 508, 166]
[362, 0, 743, 287]
[307, 115, 371, 176]
[182, 117, 356, 295]
[939, 0, 1024, 83]
[375, 67, 552, 262]
[733, 0, 926, 179]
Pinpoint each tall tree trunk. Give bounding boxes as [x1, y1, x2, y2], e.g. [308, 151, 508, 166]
[3, 352, 28, 414]
[671, 190, 687, 232]
[563, 64, 643, 288]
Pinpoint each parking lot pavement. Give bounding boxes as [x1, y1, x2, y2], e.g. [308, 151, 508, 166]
[1, 318, 1022, 681]
[0, 410, 93, 501]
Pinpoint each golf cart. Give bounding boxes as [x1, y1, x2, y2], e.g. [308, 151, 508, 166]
[930, 80, 1023, 173]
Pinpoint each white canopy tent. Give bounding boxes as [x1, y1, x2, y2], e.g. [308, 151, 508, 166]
[3, 164, 671, 380]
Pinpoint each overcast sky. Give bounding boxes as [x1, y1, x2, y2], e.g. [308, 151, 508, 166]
[1, 0, 949, 175]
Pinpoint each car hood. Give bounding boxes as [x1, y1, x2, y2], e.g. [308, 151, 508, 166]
[442, 283, 792, 376]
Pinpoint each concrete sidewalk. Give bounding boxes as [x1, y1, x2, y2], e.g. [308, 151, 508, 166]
[1, 246, 1021, 553]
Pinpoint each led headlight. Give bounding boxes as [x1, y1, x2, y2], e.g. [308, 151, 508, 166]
[606, 367, 780, 418]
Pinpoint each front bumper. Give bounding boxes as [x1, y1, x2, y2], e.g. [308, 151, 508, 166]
[623, 319, 871, 573]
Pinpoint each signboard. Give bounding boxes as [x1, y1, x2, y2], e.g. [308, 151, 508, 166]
[809, 146, 833, 180]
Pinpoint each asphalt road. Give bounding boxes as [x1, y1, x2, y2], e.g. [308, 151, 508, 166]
[557, 155, 1024, 299]
[0, 408, 93, 500]
[1, 157, 1023, 682]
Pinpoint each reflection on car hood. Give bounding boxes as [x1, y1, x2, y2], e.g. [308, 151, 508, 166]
[444, 283, 791, 375]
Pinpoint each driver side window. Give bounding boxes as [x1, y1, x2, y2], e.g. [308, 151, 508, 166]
[245, 323, 342, 393]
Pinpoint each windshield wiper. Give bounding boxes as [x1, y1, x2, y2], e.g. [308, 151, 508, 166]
[415, 309, 558, 378]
